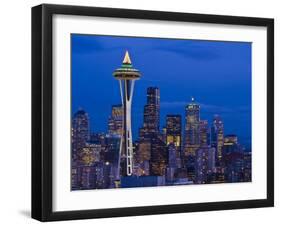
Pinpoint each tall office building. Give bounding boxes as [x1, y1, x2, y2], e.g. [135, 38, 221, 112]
[167, 144, 178, 168]
[147, 87, 160, 106]
[113, 50, 141, 176]
[140, 87, 160, 137]
[80, 143, 101, 166]
[184, 97, 201, 157]
[195, 147, 216, 184]
[243, 152, 252, 182]
[150, 135, 167, 176]
[222, 134, 246, 183]
[223, 135, 240, 156]
[137, 87, 162, 176]
[199, 120, 210, 147]
[137, 140, 151, 163]
[166, 115, 182, 168]
[72, 109, 90, 159]
[71, 110, 93, 190]
[224, 156, 244, 183]
[211, 115, 224, 162]
[104, 135, 121, 166]
[166, 144, 177, 182]
[166, 115, 182, 149]
[108, 104, 123, 137]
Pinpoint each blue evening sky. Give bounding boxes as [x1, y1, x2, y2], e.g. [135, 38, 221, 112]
[71, 34, 252, 148]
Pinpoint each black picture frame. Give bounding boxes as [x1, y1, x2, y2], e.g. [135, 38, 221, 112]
[32, 3, 274, 222]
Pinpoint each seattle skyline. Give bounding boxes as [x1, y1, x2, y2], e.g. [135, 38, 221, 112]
[71, 40, 252, 189]
[71, 86, 251, 189]
[72, 34, 252, 149]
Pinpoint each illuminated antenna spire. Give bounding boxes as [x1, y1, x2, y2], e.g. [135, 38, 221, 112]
[191, 96, 195, 102]
[123, 50, 132, 64]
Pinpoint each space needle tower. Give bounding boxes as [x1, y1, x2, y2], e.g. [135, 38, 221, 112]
[113, 51, 141, 177]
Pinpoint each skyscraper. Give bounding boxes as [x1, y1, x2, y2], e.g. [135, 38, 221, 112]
[184, 97, 201, 157]
[113, 51, 141, 176]
[211, 115, 224, 162]
[80, 143, 101, 165]
[243, 152, 252, 182]
[222, 134, 246, 183]
[195, 147, 216, 184]
[150, 135, 167, 176]
[71, 109, 92, 190]
[104, 135, 121, 166]
[140, 87, 160, 137]
[166, 144, 178, 182]
[137, 140, 151, 163]
[166, 115, 182, 168]
[223, 134, 239, 156]
[199, 120, 210, 147]
[108, 104, 123, 136]
[72, 109, 90, 159]
[135, 139, 151, 176]
[137, 87, 166, 176]
[166, 115, 182, 149]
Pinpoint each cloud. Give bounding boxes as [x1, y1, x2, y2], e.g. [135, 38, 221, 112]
[161, 101, 187, 108]
[71, 35, 127, 54]
[161, 101, 250, 115]
[71, 34, 221, 62]
[141, 78, 163, 83]
[200, 103, 233, 114]
[152, 43, 220, 61]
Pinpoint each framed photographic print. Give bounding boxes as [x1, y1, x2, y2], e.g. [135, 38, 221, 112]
[32, 4, 274, 221]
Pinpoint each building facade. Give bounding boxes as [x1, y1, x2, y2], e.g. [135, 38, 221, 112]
[211, 114, 224, 162]
[166, 115, 182, 149]
[184, 98, 201, 157]
[71, 109, 90, 160]
[108, 104, 123, 136]
[195, 147, 216, 184]
[140, 87, 160, 138]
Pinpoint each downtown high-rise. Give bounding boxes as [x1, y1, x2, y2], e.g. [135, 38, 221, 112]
[137, 87, 167, 176]
[184, 98, 201, 157]
[71, 109, 90, 160]
[211, 114, 224, 162]
[166, 115, 182, 149]
[165, 115, 182, 169]
[108, 104, 123, 137]
[140, 87, 160, 137]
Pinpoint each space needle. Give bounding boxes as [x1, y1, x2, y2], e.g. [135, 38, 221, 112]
[113, 51, 141, 177]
